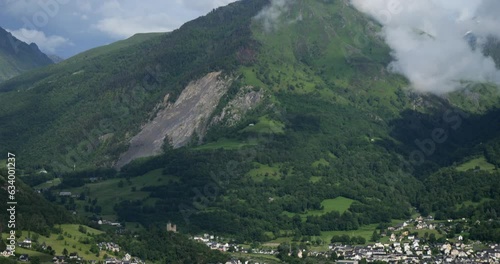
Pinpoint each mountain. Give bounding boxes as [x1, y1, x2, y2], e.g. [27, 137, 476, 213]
[0, 27, 54, 82]
[48, 54, 65, 63]
[1, 0, 500, 250]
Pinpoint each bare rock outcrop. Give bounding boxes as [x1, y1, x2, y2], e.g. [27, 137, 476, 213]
[211, 86, 264, 127]
[115, 71, 232, 169]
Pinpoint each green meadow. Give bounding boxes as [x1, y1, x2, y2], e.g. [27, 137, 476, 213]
[34, 178, 62, 190]
[312, 158, 330, 168]
[195, 138, 258, 150]
[456, 156, 496, 172]
[239, 116, 285, 135]
[247, 162, 286, 182]
[66, 169, 178, 219]
[283, 197, 355, 220]
[2, 224, 105, 262]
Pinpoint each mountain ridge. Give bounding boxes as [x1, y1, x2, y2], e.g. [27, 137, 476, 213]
[1, 0, 500, 250]
[0, 26, 54, 82]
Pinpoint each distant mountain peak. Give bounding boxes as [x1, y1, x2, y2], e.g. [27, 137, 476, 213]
[0, 26, 54, 82]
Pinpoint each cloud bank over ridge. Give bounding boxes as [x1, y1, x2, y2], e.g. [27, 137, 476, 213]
[351, 0, 500, 94]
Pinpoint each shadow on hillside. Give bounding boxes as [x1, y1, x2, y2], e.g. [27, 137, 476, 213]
[377, 101, 500, 178]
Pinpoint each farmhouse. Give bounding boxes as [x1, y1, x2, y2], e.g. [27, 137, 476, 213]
[53, 256, 66, 264]
[18, 254, 29, 262]
[19, 238, 32, 248]
[69, 252, 79, 259]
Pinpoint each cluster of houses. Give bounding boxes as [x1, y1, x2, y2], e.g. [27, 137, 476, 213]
[50, 253, 144, 264]
[330, 242, 500, 263]
[53, 253, 83, 263]
[0, 238, 33, 257]
[97, 219, 122, 227]
[192, 215, 500, 264]
[326, 215, 500, 263]
[97, 242, 120, 252]
[192, 234, 279, 256]
[193, 234, 238, 252]
[0, 237, 144, 264]
[3, 251, 145, 264]
[194, 234, 498, 263]
[103, 253, 145, 264]
[388, 216, 437, 233]
[325, 215, 500, 263]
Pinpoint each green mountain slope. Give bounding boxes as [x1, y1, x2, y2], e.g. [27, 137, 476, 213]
[0, 27, 54, 82]
[0, 164, 73, 236]
[0, 0, 267, 170]
[1, 0, 500, 246]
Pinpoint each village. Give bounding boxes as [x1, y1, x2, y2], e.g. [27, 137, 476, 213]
[191, 215, 500, 264]
[192, 234, 500, 263]
[2, 216, 499, 263]
[1, 235, 144, 264]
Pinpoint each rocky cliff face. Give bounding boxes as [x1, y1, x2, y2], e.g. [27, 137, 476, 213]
[211, 86, 264, 126]
[0, 27, 54, 82]
[115, 72, 232, 168]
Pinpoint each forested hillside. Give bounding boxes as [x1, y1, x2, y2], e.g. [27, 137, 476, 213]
[0, 167, 72, 235]
[1, 0, 500, 255]
[0, 0, 268, 171]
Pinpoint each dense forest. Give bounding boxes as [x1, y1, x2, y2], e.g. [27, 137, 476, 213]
[0, 173, 73, 236]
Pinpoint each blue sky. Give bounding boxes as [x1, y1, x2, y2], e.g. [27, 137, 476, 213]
[0, 0, 237, 58]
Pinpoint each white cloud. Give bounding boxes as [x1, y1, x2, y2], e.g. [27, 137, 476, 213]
[7, 28, 72, 54]
[254, 0, 295, 32]
[95, 14, 176, 38]
[92, 0, 231, 38]
[351, 0, 500, 94]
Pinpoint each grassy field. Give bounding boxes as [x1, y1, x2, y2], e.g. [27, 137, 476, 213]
[35, 224, 105, 260]
[309, 176, 322, 183]
[195, 138, 258, 150]
[2, 224, 105, 262]
[318, 224, 379, 244]
[312, 158, 330, 168]
[455, 198, 494, 210]
[67, 169, 178, 219]
[266, 223, 379, 251]
[239, 116, 285, 135]
[240, 66, 266, 88]
[247, 162, 284, 182]
[283, 197, 355, 221]
[34, 178, 62, 190]
[314, 197, 354, 215]
[264, 219, 410, 251]
[456, 156, 496, 172]
[12, 247, 53, 263]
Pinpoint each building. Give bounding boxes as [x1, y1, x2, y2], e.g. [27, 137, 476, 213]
[166, 222, 177, 233]
[336, 261, 358, 264]
[20, 238, 32, 248]
[19, 254, 29, 262]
